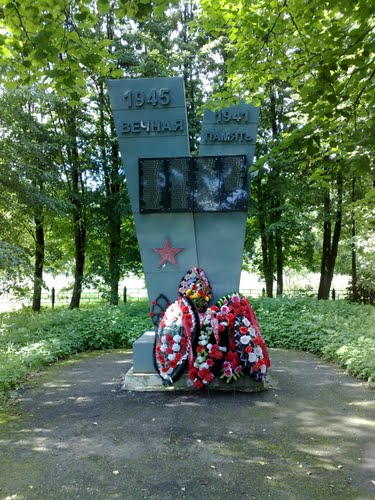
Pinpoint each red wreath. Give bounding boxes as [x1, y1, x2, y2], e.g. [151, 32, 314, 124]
[217, 294, 270, 383]
[154, 297, 198, 385]
[188, 306, 228, 389]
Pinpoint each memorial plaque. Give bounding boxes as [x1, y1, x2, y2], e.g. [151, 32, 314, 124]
[169, 158, 193, 211]
[194, 157, 220, 212]
[139, 159, 165, 212]
[220, 156, 248, 211]
[139, 155, 248, 213]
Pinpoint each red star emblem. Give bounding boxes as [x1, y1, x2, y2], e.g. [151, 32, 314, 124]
[153, 239, 183, 267]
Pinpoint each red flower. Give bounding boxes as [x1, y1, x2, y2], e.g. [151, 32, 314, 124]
[245, 345, 253, 353]
[174, 352, 183, 362]
[253, 336, 260, 344]
[184, 319, 193, 330]
[149, 312, 155, 317]
[169, 360, 177, 368]
[197, 345, 206, 354]
[226, 351, 235, 362]
[180, 337, 188, 346]
[181, 305, 189, 312]
[165, 334, 173, 342]
[231, 357, 240, 369]
[226, 313, 235, 325]
[239, 326, 248, 334]
[151, 300, 157, 305]
[198, 368, 210, 379]
[210, 345, 223, 360]
[166, 346, 173, 355]
[161, 366, 170, 373]
[155, 345, 161, 353]
[210, 306, 219, 312]
[203, 372, 214, 383]
[206, 358, 214, 367]
[194, 380, 204, 389]
[189, 367, 198, 379]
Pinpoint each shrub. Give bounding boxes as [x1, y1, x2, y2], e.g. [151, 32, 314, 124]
[347, 271, 375, 305]
[250, 296, 375, 385]
[0, 300, 151, 397]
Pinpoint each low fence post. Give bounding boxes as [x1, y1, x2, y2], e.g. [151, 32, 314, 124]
[331, 288, 336, 300]
[123, 286, 127, 303]
[51, 287, 55, 309]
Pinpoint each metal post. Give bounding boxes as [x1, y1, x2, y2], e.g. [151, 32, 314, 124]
[123, 286, 127, 304]
[332, 288, 336, 300]
[52, 287, 55, 309]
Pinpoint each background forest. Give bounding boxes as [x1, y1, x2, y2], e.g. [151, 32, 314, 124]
[0, 0, 374, 310]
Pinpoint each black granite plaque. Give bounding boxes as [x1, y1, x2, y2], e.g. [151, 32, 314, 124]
[169, 158, 193, 211]
[139, 159, 165, 212]
[220, 156, 248, 211]
[194, 157, 220, 211]
[139, 155, 248, 213]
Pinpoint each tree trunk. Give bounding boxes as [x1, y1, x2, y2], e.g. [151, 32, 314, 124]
[257, 171, 274, 298]
[108, 135, 121, 306]
[317, 175, 343, 299]
[109, 218, 121, 305]
[32, 211, 44, 312]
[276, 234, 283, 296]
[350, 177, 358, 302]
[261, 231, 274, 298]
[99, 78, 122, 306]
[70, 218, 86, 309]
[271, 89, 283, 296]
[67, 112, 86, 310]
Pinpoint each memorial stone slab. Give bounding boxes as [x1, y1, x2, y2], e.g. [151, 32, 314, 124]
[107, 78, 197, 304]
[196, 102, 260, 300]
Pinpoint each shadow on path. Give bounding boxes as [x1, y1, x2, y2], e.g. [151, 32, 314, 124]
[0, 349, 374, 499]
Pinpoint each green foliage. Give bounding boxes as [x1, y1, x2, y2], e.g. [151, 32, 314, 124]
[0, 300, 151, 397]
[347, 271, 375, 306]
[251, 297, 375, 385]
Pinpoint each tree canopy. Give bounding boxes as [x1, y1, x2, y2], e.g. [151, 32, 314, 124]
[0, 0, 373, 305]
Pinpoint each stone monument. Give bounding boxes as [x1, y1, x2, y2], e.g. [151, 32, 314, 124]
[107, 77, 261, 390]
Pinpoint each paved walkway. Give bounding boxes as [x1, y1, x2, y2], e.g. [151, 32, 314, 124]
[0, 349, 374, 500]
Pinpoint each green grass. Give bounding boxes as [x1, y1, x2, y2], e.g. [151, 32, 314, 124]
[1, 297, 374, 400]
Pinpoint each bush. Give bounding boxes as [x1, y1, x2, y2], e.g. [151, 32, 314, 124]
[250, 296, 375, 386]
[347, 271, 375, 305]
[0, 300, 151, 397]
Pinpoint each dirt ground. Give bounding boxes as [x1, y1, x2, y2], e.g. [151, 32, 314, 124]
[0, 348, 374, 499]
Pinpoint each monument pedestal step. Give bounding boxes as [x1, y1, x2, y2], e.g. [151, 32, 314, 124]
[122, 366, 270, 393]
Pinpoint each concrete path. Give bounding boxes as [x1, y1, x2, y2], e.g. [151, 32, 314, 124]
[0, 349, 374, 500]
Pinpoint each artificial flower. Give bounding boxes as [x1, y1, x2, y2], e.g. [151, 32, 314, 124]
[188, 307, 228, 389]
[153, 297, 198, 385]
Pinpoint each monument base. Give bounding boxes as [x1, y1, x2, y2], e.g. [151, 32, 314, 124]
[123, 331, 270, 392]
[122, 367, 269, 392]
